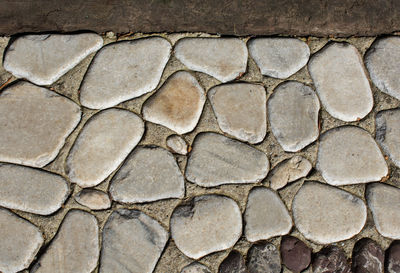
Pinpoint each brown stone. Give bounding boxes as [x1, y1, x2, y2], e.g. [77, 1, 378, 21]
[280, 235, 311, 273]
[352, 238, 384, 273]
[312, 246, 351, 273]
[386, 241, 400, 273]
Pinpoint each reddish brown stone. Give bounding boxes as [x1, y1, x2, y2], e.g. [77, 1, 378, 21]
[280, 236, 312, 273]
[352, 238, 384, 273]
[386, 241, 400, 273]
[312, 246, 351, 273]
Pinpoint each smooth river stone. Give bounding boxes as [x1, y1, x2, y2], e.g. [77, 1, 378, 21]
[185, 132, 269, 187]
[166, 134, 188, 155]
[293, 181, 367, 244]
[3, 33, 103, 85]
[309, 42, 373, 121]
[66, 108, 144, 187]
[0, 81, 81, 168]
[170, 195, 242, 259]
[246, 242, 281, 273]
[376, 108, 400, 167]
[317, 126, 388, 185]
[280, 236, 312, 273]
[0, 164, 69, 215]
[75, 189, 111, 210]
[80, 37, 171, 109]
[181, 262, 211, 273]
[219, 250, 248, 273]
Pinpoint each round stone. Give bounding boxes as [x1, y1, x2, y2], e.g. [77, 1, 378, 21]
[352, 238, 384, 273]
[280, 236, 311, 273]
[246, 242, 281, 273]
[376, 108, 400, 168]
[312, 246, 351, 273]
[75, 189, 111, 210]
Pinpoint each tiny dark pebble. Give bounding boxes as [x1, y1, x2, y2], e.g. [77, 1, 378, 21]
[352, 238, 384, 273]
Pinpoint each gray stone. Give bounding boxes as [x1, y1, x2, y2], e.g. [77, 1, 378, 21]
[267, 156, 312, 190]
[166, 134, 188, 155]
[142, 71, 205, 134]
[352, 238, 384, 273]
[3, 33, 103, 85]
[367, 183, 400, 239]
[175, 38, 248, 82]
[110, 146, 185, 203]
[181, 262, 211, 273]
[66, 108, 144, 187]
[170, 195, 242, 259]
[208, 83, 267, 143]
[185, 132, 269, 187]
[292, 181, 367, 244]
[386, 241, 400, 273]
[248, 37, 310, 79]
[244, 187, 292, 242]
[0, 163, 69, 215]
[0, 208, 43, 273]
[376, 108, 400, 167]
[309, 42, 373, 122]
[80, 37, 171, 109]
[219, 250, 248, 273]
[365, 36, 400, 100]
[32, 210, 99, 273]
[75, 189, 111, 210]
[317, 126, 388, 186]
[0, 81, 81, 167]
[268, 81, 320, 152]
[246, 242, 281, 273]
[100, 209, 168, 273]
[312, 246, 351, 273]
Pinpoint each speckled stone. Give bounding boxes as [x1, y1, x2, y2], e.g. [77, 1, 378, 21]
[181, 262, 211, 273]
[219, 250, 248, 273]
[386, 241, 400, 273]
[166, 134, 188, 155]
[75, 189, 111, 210]
[376, 108, 400, 168]
[246, 242, 281, 273]
[312, 246, 351, 273]
[280, 236, 312, 273]
[352, 238, 384, 273]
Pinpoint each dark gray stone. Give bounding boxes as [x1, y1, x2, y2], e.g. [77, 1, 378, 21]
[219, 250, 248, 273]
[352, 238, 384, 273]
[386, 241, 400, 273]
[246, 242, 281, 273]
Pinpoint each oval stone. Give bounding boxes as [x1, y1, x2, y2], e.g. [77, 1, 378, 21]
[75, 189, 111, 210]
[376, 108, 400, 168]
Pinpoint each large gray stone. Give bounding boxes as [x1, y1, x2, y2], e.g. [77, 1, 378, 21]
[75, 189, 111, 210]
[376, 108, 400, 167]
[247, 242, 281, 273]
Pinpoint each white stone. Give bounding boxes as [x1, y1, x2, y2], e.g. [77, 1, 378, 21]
[170, 195, 242, 259]
[80, 37, 171, 109]
[185, 132, 269, 187]
[100, 209, 168, 273]
[166, 134, 188, 155]
[0, 164, 69, 215]
[367, 183, 400, 239]
[365, 36, 400, 100]
[66, 108, 144, 187]
[208, 83, 267, 143]
[75, 189, 111, 210]
[317, 126, 388, 186]
[292, 181, 367, 244]
[376, 109, 400, 168]
[309, 42, 373, 122]
[0, 208, 44, 273]
[3, 33, 103, 85]
[244, 187, 292, 242]
[181, 262, 211, 273]
[32, 210, 99, 273]
[248, 37, 310, 79]
[142, 71, 205, 134]
[0, 81, 81, 167]
[268, 81, 320, 152]
[110, 146, 185, 203]
[175, 38, 248, 82]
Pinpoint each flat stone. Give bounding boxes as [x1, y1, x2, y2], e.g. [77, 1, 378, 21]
[365, 36, 400, 100]
[219, 250, 247, 273]
[208, 83, 267, 143]
[0, 81, 81, 167]
[66, 108, 144, 187]
[244, 187, 292, 242]
[312, 246, 351, 273]
[280, 236, 311, 273]
[75, 189, 111, 210]
[175, 38, 248, 82]
[109, 146, 185, 203]
[246, 242, 281, 273]
[352, 238, 384, 273]
[3, 33, 103, 85]
[166, 134, 188, 155]
[170, 194, 242, 259]
[181, 262, 211, 273]
[0, 208, 43, 273]
[267, 156, 312, 190]
[142, 71, 205, 134]
[292, 181, 367, 244]
[317, 126, 388, 185]
[248, 37, 310, 79]
[386, 241, 400, 273]
[32, 210, 99, 273]
[376, 108, 400, 168]
[100, 209, 168, 273]
[367, 183, 400, 239]
[268, 81, 320, 152]
[0, 163, 69, 215]
[80, 37, 171, 109]
[185, 132, 269, 187]
[308, 42, 373, 121]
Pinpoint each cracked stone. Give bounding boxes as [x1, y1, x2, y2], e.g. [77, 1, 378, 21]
[170, 194, 242, 259]
[309, 42, 373, 121]
[386, 241, 400, 273]
[75, 189, 111, 210]
[185, 132, 269, 187]
[352, 238, 384, 273]
[317, 126, 388, 185]
[208, 83, 267, 143]
[376, 108, 400, 168]
[109, 146, 185, 203]
[181, 262, 211, 273]
[246, 242, 281, 273]
[312, 246, 351, 273]
[0, 81, 81, 167]
[292, 181, 367, 244]
[175, 38, 248, 82]
[166, 134, 188, 155]
[3, 33, 103, 85]
[66, 108, 144, 187]
[268, 81, 320, 152]
[100, 209, 168, 273]
[280, 236, 312, 273]
[248, 37, 310, 79]
[80, 37, 171, 109]
[142, 71, 205, 134]
[219, 250, 248, 273]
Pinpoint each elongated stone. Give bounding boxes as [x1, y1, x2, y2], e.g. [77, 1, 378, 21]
[246, 242, 281, 273]
[166, 134, 188, 155]
[219, 250, 248, 273]
[181, 262, 211, 273]
[75, 189, 111, 210]
[376, 108, 400, 167]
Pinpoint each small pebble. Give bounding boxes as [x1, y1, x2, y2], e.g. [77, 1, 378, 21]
[75, 189, 111, 210]
[352, 238, 384, 273]
[246, 242, 281, 273]
[181, 262, 211, 273]
[280, 235, 311, 273]
[166, 134, 188, 155]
